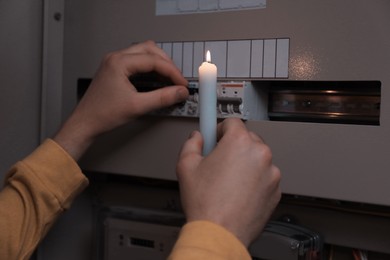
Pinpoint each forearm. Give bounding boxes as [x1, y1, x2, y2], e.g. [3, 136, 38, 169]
[0, 139, 88, 260]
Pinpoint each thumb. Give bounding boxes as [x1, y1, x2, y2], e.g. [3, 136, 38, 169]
[133, 85, 189, 115]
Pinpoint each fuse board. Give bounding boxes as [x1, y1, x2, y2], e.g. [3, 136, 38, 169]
[152, 81, 267, 121]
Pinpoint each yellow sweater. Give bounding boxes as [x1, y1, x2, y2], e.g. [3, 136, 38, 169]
[0, 139, 250, 260]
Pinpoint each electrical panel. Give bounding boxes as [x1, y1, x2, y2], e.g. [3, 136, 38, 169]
[65, 0, 390, 206]
[36, 1, 390, 259]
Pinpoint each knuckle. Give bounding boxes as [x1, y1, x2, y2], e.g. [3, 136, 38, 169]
[175, 156, 191, 180]
[255, 143, 273, 162]
[175, 162, 184, 177]
[143, 40, 156, 48]
[269, 167, 282, 201]
[272, 166, 282, 184]
[233, 128, 252, 144]
[274, 187, 282, 203]
[226, 117, 241, 124]
[102, 52, 122, 68]
[159, 90, 173, 108]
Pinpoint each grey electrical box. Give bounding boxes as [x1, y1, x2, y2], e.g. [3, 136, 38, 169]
[66, 0, 390, 206]
[250, 221, 323, 260]
[101, 208, 323, 260]
[103, 218, 180, 260]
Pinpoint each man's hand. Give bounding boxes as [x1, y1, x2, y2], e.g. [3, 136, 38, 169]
[54, 41, 189, 160]
[176, 118, 281, 247]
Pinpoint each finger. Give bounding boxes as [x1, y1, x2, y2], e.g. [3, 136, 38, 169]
[216, 117, 247, 141]
[176, 131, 203, 176]
[123, 53, 188, 86]
[131, 85, 189, 115]
[120, 41, 172, 63]
[249, 131, 266, 144]
[179, 131, 203, 160]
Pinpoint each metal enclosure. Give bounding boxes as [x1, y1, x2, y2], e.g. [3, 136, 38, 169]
[0, 1, 43, 182]
[0, 1, 387, 260]
[60, 0, 390, 206]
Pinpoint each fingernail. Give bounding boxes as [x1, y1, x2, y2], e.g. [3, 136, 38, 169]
[189, 130, 197, 139]
[176, 88, 189, 102]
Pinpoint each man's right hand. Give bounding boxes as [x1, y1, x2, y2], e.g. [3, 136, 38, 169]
[176, 118, 281, 247]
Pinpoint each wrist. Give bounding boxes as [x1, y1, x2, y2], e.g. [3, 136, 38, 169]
[53, 117, 96, 161]
[177, 220, 252, 259]
[202, 221, 251, 247]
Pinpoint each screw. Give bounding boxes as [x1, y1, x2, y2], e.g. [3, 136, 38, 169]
[54, 12, 62, 21]
[290, 240, 300, 250]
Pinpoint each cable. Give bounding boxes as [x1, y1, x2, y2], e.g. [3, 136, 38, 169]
[354, 249, 361, 260]
[328, 245, 334, 260]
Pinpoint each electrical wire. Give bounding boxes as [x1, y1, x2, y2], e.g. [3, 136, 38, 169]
[360, 250, 368, 260]
[281, 195, 390, 218]
[352, 249, 361, 260]
[328, 245, 334, 260]
[353, 249, 369, 260]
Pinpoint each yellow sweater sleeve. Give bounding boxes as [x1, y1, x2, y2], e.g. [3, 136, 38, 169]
[168, 220, 252, 260]
[0, 139, 89, 260]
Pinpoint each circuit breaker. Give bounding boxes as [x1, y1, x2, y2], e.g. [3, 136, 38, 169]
[151, 81, 267, 121]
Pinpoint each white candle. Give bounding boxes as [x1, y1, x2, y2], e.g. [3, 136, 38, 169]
[199, 50, 217, 156]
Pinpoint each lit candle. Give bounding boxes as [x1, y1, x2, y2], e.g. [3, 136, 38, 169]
[198, 50, 217, 156]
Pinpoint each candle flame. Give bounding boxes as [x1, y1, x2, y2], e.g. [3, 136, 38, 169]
[206, 50, 211, 63]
